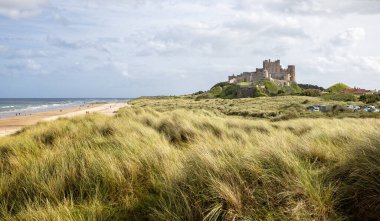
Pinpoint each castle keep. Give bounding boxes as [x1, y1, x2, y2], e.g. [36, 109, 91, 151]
[228, 59, 296, 86]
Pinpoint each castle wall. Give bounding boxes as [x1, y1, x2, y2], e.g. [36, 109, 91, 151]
[228, 59, 296, 85]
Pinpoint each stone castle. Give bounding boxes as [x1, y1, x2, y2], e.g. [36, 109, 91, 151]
[228, 59, 296, 86]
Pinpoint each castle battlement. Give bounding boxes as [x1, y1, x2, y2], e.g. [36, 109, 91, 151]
[228, 59, 296, 86]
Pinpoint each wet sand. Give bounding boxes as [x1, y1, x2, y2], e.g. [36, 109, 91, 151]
[0, 102, 130, 137]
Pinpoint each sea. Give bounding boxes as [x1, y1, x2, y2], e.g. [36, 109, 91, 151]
[0, 98, 131, 118]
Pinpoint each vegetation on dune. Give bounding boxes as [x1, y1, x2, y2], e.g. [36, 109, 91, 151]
[130, 96, 379, 120]
[298, 83, 325, 91]
[359, 94, 380, 104]
[322, 93, 357, 102]
[301, 89, 323, 97]
[262, 80, 280, 95]
[327, 83, 351, 93]
[209, 86, 223, 97]
[219, 84, 239, 99]
[0, 107, 380, 220]
[252, 86, 267, 98]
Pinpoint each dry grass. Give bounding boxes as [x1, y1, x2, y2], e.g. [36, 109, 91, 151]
[129, 96, 378, 120]
[0, 104, 379, 220]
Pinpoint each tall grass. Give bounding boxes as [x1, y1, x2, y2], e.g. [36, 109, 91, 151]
[130, 96, 379, 120]
[0, 107, 379, 220]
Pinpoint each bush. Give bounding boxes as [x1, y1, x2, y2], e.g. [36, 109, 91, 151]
[301, 89, 322, 97]
[195, 93, 212, 101]
[290, 82, 302, 94]
[252, 87, 267, 98]
[211, 82, 230, 89]
[322, 93, 357, 102]
[262, 80, 280, 95]
[210, 86, 223, 97]
[282, 83, 302, 95]
[298, 84, 325, 91]
[219, 84, 239, 99]
[192, 91, 204, 95]
[359, 94, 380, 104]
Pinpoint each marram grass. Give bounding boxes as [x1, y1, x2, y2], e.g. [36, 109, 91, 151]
[0, 106, 379, 220]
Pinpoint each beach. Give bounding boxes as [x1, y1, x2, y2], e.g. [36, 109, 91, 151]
[0, 102, 129, 137]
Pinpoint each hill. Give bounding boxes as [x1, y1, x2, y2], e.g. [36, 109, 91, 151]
[327, 83, 351, 93]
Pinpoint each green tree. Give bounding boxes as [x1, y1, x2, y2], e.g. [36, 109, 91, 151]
[262, 80, 280, 96]
[252, 86, 267, 98]
[210, 86, 223, 97]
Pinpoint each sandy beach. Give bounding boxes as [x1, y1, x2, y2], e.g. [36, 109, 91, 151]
[0, 102, 130, 137]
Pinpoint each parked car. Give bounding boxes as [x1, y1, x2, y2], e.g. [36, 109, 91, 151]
[363, 106, 378, 112]
[319, 105, 332, 112]
[307, 106, 320, 111]
[346, 105, 361, 111]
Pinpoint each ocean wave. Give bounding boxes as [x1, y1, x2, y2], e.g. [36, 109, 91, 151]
[0, 106, 15, 109]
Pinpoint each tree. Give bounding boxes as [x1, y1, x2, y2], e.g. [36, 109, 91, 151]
[252, 87, 267, 98]
[209, 86, 223, 97]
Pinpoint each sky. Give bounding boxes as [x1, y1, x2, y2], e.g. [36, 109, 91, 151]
[0, 0, 380, 98]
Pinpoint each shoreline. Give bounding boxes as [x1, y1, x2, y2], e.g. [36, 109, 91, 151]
[0, 102, 130, 137]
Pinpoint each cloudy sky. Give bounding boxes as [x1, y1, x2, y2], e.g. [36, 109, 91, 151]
[0, 0, 380, 98]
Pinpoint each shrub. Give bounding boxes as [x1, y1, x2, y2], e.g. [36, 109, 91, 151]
[252, 87, 267, 98]
[210, 86, 223, 97]
[298, 84, 325, 91]
[301, 89, 322, 97]
[322, 93, 357, 102]
[290, 82, 302, 94]
[262, 80, 280, 95]
[192, 91, 204, 95]
[211, 82, 230, 89]
[195, 93, 212, 101]
[220, 84, 239, 99]
[359, 94, 380, 104]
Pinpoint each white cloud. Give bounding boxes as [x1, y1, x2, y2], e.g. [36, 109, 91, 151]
[112, 61, 132, 78]
[26, 59, 41, 70]
[331, 28, 366, 47]
[0, 45, 7, 53]
[0, 0, 48, 19]
[234, 0, 380, 15]
[1, 0, 380, 97]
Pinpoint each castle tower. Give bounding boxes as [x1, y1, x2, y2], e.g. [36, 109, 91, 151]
[263, 59, 282, 74]
[263, 69, 269, 79]
[286, 73, 291, 81]
[287, 65, 296, 82]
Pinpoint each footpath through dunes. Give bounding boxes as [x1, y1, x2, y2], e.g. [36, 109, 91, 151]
[0, 102, 130, 137]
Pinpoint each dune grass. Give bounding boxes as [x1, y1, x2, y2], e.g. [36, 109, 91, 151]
[0, 105, 379, 220]
[129, 96, 379, 120]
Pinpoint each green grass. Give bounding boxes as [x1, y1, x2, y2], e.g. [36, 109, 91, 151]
[237, 82, 252, 86]
[130, 96, 379, 120]
[0, 103, 379, 220]
[327, 83, 351, 93]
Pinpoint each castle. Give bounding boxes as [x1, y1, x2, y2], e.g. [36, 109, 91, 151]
[228, 59, 296, 86]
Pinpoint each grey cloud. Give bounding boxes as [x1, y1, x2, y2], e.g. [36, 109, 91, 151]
[331, 28, 366, 47]
[0, 0, 48, 18]
[234, 0, 380, 15]
[47, 36, 112, 54]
